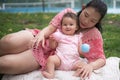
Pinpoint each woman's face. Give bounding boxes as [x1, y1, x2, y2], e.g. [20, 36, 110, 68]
[79, 7, 101, 29]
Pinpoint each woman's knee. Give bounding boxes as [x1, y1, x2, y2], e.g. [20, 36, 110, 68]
[0, 34, 19, 54]
[0, 55, 34, 74]
[0, 30, 33, 47]
[0, 56, 16, 71]
[0, 34, 15, 48]
[0, 57, 18, 74]
[0, 32, 32, 53]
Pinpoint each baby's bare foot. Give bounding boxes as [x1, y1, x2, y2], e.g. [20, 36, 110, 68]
[42, 71, 54, 79]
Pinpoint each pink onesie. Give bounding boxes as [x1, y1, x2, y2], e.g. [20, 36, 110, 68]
[51, 30, 82, 70]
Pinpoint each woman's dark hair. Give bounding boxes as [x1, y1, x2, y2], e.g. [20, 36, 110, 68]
[77, 0, 107, 33]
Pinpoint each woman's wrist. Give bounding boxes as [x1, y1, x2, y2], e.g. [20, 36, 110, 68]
[88, 59, 105, 70]
[88, 63, 94, 71]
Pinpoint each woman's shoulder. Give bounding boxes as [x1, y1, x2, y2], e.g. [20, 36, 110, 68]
[82, 27, 103, 42]
[89, 27, 101, 36]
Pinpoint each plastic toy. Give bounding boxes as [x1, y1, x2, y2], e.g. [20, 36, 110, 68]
[81, 43, 90, 53]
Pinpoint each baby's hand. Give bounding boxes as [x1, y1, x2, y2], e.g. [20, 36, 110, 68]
[49, 35, 56, 40]
[49, 35, 58, 49]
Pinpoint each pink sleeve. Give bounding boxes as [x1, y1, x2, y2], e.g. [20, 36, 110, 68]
[84, 38, 106, 62]
[81, 28, 106, 62]
[49, 8, 76, 29]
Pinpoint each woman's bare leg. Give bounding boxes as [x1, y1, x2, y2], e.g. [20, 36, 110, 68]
[0, 30, 34, 56]
[0, 49, 39, 74]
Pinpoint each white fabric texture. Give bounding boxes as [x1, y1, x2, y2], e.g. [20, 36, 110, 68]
[2, 57, 120, 80]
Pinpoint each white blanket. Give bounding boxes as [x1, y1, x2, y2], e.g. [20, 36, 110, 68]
[2, 57, 120, 80]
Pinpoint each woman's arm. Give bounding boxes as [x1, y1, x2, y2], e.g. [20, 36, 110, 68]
[89, 58, 105, 70]
[49, 8, 76, 29]
[78, 39, 82, 55]
[33, 24, 57, 48]
[33, 8, 76, 48]
[78, 33, 83, 55]
[74, 31, 106, 79]
[73, 59, 105, 79]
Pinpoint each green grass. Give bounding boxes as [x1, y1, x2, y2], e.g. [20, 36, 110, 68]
[0, 12, 120, 58]
[0, 12, 56, 37]
[102, 14, 120, 58]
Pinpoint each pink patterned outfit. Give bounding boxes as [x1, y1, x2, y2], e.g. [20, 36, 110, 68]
[31, 8, 105, 70]
[51, 30, 82, 70]
[31, 29, 55, 70]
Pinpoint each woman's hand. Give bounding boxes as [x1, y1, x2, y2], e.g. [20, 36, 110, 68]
[73, 63, 93, 79]
[31, 25, 57, 49]
[31, 32, 45, 49]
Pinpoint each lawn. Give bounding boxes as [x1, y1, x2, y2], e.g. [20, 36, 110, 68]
[0, 12, 120, 58]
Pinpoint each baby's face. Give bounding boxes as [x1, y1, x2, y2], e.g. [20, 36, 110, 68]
[61, 17, 77, 35]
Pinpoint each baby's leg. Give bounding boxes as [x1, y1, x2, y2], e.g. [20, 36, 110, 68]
[0, 30, 34, 56]
[0, 49, 39, 74]
[72, 60, 86, 70]
[42, 55, 60, 79]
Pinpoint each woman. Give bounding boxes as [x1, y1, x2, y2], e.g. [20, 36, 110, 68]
[0, 0, 107, 79]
